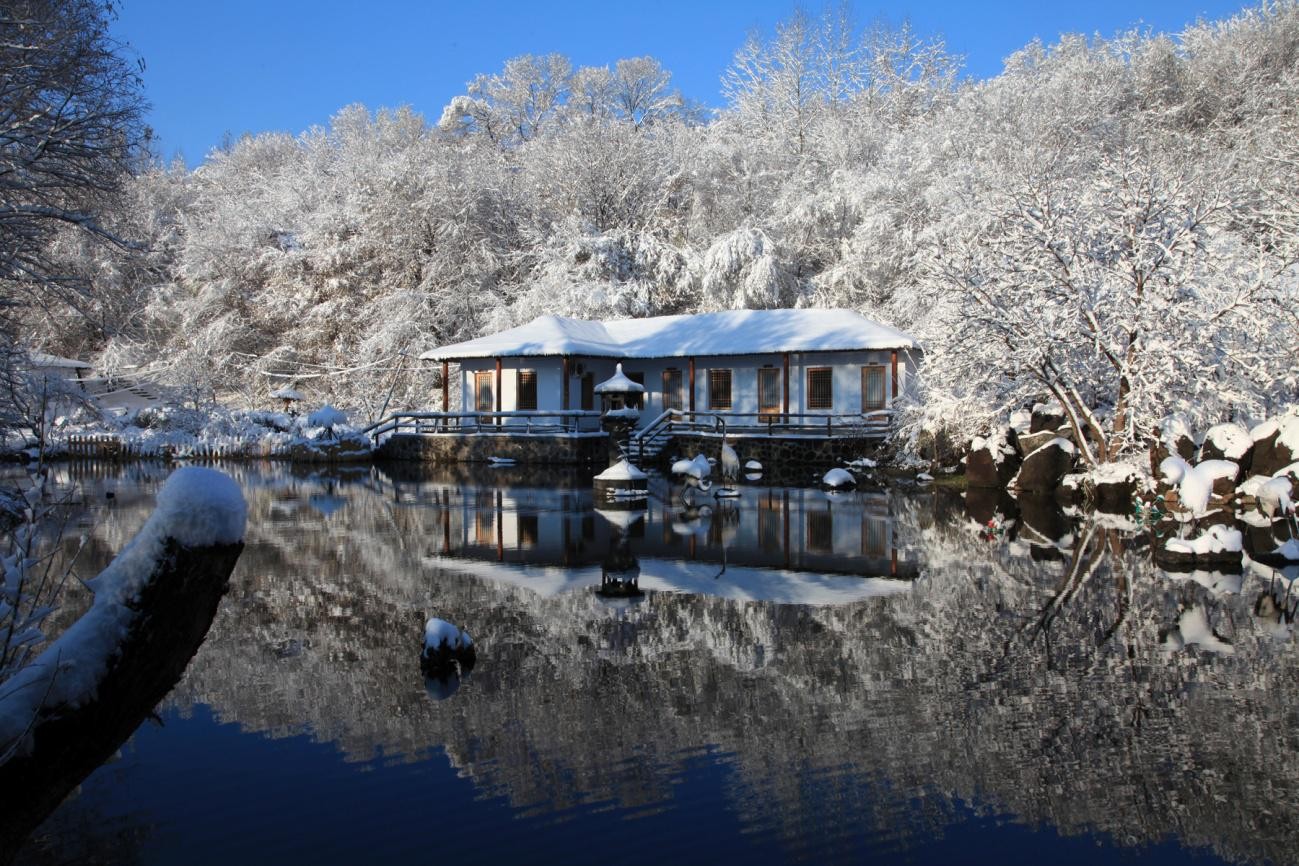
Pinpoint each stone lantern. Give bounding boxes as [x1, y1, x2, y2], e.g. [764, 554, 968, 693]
[270, 386, 303, 415]
[594, 363, 644, 464]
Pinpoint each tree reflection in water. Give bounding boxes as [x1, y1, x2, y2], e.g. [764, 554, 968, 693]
[17, 461, 1299, 865]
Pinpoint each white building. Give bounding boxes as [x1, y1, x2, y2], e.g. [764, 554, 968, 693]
[420, 309, 920, 434]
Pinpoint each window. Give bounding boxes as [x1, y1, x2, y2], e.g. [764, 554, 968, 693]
[518, 514, 539, 548]
[580, 373, 594, 410]
[475, 371, 494, 412]
[516, 370, 537, 410]
[807, 367, 833, 410]
[862, 517, 888, 558]
[662, 368, 683, 411]
[862, 365, 886, 411]
[758, 367, 781, 416]
[807, 509, 833, 553]
[708, 369, 732, 410]
[758, 495, 782, 553]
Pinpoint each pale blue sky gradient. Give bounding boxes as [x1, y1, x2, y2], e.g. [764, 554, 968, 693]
[113, 0, 1255, 166]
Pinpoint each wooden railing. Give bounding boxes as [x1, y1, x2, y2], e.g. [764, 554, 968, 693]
[630, 409, 893, 462]
[362, 410, 604, 443]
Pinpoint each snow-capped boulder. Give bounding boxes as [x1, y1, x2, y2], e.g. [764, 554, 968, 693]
[1010, 438, 1076, 495]
[1091, 462, 1141, 511]
[1029, 403, 1065, 434]
[420, 617, 476, 676]
[1250, 411, 1299, 477]
[822, 468, 856, 490]
[1160, 457, 1238, 514]
[1158, 525, 1244, 571]
[1150, 416, 1195, 477]
[965, 428, 1021, 489]
[1198, 422, 1253, 470]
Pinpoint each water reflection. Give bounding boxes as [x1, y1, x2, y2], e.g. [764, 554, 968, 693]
[16, 461, 1299, 865]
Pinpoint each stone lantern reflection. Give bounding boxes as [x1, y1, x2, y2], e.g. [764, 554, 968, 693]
[596, 508, 644, 599]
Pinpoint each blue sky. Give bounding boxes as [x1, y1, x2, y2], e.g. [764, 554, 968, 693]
[114, 0, 1255, 166]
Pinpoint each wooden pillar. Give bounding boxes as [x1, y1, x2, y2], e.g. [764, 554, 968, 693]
[782, 490, 790, 570]
[688, 357, 696, 413]
[561, 356, 570, 411]
[494, 357, 503, 413]
[890, 350, 899, 406]
[782, 352, 790, 417]
[441, 360, 449, 411]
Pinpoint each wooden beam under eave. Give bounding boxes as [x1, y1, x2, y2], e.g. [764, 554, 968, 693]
[890, 350, 899, 406]
[561, 356, 570, 411]
[782, 352, 790, 416]
[688, 357, 696, 413]
[441, 360, 449, 411]
[495, 357, 503, 414]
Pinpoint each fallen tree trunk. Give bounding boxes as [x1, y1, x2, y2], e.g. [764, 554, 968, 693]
[0, 539, 243, 862]
[0, 467, 246, 863]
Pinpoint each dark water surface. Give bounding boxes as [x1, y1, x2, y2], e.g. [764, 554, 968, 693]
[14, 461, 1299, 865]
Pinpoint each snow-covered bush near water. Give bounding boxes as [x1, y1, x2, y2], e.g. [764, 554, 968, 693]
[30, 403, 374, 461]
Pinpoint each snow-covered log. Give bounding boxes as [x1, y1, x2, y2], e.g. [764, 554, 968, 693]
[0, 467, 246, 855]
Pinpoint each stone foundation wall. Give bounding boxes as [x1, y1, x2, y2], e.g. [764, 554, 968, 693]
[655, 434, 881, 470]
[377, 432, 608, 465]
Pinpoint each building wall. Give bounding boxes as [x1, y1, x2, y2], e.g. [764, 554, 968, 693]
[452, 348, 920, 429]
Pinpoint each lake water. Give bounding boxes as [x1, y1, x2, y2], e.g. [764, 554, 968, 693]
[13, 461, 1299, 865]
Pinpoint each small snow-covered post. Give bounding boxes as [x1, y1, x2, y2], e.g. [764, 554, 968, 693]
[0, 467, 246, 857]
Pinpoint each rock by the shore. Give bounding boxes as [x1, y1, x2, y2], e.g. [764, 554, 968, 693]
[1092, 463, 1141, 511]
[966, 428, 1021, 489]
[1251, 413, 1299, 477]
[1011, 438, 1076, 494]
[1030, 404, 1065, 434]
[1150, 416, 1196, 477]
[1156, 525, 1244, 572]
[1198, 422, 1254, 470]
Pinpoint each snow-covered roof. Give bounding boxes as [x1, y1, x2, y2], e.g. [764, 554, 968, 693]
[420, 309, 918, 361]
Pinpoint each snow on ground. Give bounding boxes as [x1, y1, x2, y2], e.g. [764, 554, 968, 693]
[32, 403, 373, 461]
[0, 467, 246, 758]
